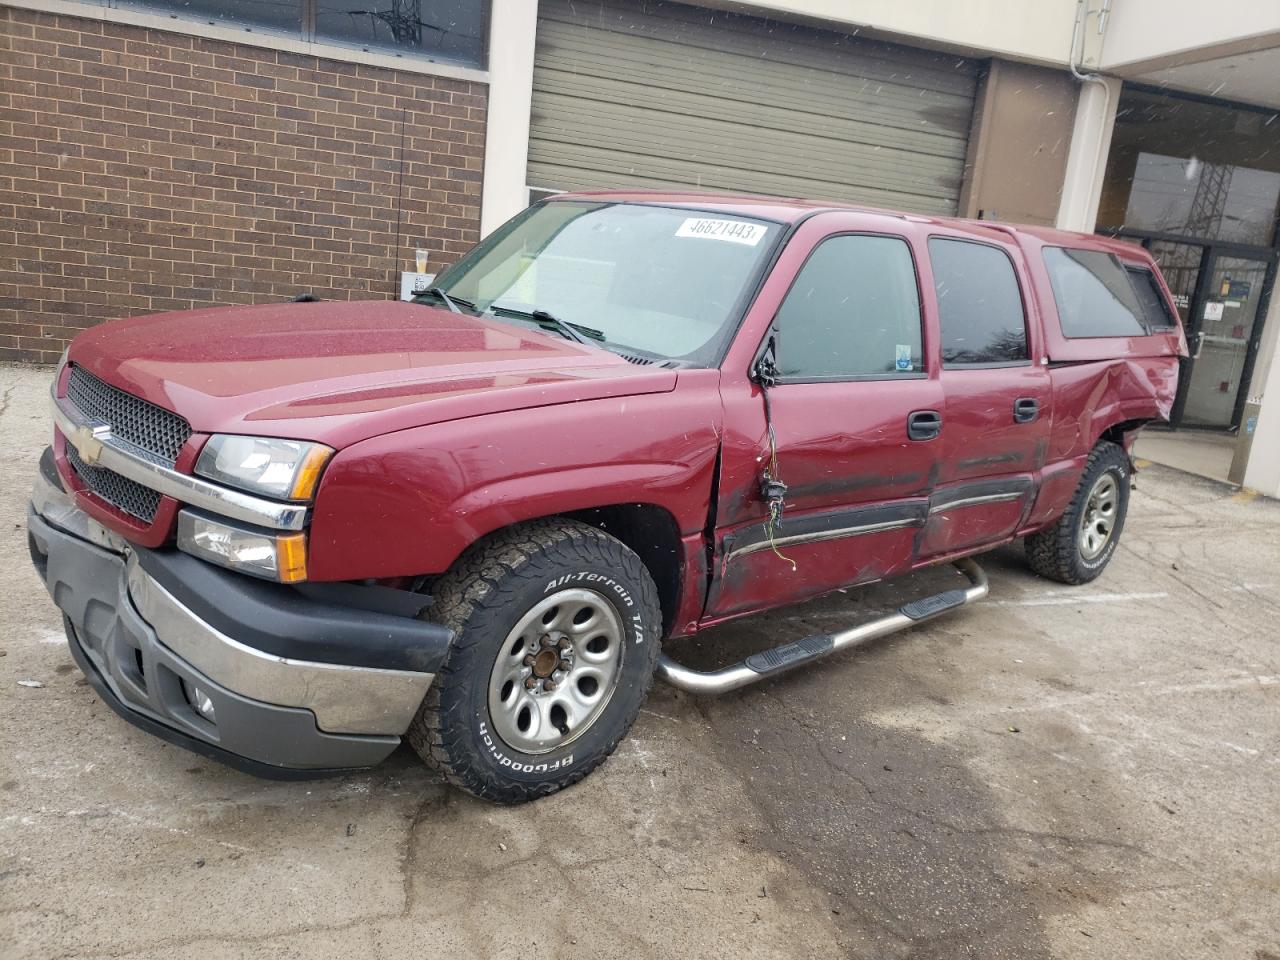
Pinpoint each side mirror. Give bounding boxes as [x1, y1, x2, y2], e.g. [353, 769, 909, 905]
[752, 332, 780, 387]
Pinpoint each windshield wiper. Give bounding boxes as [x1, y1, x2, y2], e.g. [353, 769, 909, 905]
[531, 309, 604, 345]
[417, 287, 473, 313]
[489, 304, 605, 345]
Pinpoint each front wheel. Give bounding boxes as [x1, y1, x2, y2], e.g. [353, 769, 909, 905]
[406, 519, 662, 803]
[1025, 441, 1131, 585]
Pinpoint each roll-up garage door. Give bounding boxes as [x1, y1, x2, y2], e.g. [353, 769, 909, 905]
[529, 0, 980, 215]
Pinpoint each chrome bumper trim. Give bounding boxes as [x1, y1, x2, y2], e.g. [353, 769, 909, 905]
[125, 556, 432, 735]
[50, 384, 309, 532]
[32, 460, 130, 554]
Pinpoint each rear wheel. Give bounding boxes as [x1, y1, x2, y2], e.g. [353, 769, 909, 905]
[406, 519, 662, 803]
[1025, 441, 1131, 585]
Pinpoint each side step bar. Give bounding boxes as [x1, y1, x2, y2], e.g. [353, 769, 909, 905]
[656, 558, 989, 695]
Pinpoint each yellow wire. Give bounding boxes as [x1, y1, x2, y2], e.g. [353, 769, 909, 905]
[766, 499, 796, 572]
[764, 416, 796, 571]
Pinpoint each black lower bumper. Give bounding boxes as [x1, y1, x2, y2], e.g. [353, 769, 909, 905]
[62, 615, 366, 780]
[27, 449, 453, 776]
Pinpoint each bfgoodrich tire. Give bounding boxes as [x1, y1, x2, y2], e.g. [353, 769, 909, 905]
[406, 519, 662, 803]
[1025, 441, 1131, 585]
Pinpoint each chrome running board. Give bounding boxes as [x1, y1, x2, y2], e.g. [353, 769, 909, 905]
[656, 559, 989, 695]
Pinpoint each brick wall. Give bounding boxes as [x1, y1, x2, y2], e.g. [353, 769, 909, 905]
[0, 6, 487, 363]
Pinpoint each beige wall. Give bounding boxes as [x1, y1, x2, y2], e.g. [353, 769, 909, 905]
[712, 0, 1082, 65]
[959, 60, 1079, 226]
[1242, 291, 1280, 497]
[1100, 0, 1280, 71]
[480, 0, 538, 236]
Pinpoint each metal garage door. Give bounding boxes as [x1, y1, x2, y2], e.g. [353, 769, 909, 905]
[529, 0, 980, 215]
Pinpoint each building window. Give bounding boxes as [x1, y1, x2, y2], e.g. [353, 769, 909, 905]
[314, 0, 486, 63]
[929, 238, 1028, 366]
[1099, 88, 1280, 247]
[774, 234, 924, 381]
[113, 0, 302, 33]
[108, 0, 488, 68]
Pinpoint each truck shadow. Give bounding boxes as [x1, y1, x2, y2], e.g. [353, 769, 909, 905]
[657, 547, 1126, 959]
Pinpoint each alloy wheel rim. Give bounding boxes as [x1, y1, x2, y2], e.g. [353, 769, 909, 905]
[487, 588, 625, 755]
[1078, 472, 1119, 560]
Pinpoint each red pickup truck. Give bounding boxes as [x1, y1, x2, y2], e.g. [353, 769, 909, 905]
[28, 191, 1185, 801]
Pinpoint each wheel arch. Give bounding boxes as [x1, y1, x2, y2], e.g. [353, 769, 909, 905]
[1098, 418, 1150, 457]
[437, 503, 687, 639]
[566, 503, 684, 637]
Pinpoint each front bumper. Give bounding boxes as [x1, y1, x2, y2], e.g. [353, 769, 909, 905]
[28, 449, 452, 777]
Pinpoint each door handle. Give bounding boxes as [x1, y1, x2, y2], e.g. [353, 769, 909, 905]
[1193, 331, 1205, 359]
[907, 409, 942, 441]
[1013, 397, 1039, 424]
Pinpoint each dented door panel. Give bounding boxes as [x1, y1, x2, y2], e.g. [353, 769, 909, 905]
[707, 377, 942, 621]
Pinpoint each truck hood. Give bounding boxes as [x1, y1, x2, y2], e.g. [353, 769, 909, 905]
[70, 300, 678, 448]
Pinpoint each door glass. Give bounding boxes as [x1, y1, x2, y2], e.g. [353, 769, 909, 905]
[1147, 241, 1202, 328]
[774, 235, 923, 379]
[929, 238, 1028, 365]
[1182, 255, 1270, 428]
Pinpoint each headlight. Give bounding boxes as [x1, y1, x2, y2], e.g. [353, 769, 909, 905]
[195, 435, 333, 500]
[177, 510, 308, 582]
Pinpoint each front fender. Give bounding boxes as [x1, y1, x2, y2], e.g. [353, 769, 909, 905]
[305, 373, 723, 581]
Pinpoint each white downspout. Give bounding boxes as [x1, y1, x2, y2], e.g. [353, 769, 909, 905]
[1056, 0, 1120, 232]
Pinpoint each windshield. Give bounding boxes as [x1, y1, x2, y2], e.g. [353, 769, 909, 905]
[428, 201, 782, 364]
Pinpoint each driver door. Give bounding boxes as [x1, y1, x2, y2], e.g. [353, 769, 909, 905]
[706, 229, 944, 621]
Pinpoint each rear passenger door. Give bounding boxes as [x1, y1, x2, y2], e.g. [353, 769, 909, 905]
[917, 235, 1051, 561]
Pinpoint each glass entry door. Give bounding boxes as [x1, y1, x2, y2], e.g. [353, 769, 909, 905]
[1180, 253, 1273, 428]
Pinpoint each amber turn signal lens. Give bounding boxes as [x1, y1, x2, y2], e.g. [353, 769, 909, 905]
[276, 532, 308, 583]
[288, 444, 334, 500]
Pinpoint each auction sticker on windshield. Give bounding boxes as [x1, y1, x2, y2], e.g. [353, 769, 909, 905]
[675, 218, 765, 246]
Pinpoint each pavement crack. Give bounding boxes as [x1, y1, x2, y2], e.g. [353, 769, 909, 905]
[758, 686, 1179, 868]
[398, 788, 449, 918]
[44, 914, 397, 960]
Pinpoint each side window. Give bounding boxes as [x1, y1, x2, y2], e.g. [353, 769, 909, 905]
[1125, 267, 1178, 331]
[774, 235, 923, 380]
[1043, 247, 1149, 338]
[929, 238, 1029, 366]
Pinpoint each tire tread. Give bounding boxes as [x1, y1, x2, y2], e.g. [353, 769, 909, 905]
[405, 519, 661, 803]
[1025, 441, 1129, 585]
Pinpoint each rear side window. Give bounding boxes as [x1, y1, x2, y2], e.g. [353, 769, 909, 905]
[929, 238, 1029, 366]
[773, 234, 923, 380]
[1125, 267, 1178, 331]
[1043, 247, 1148, 338]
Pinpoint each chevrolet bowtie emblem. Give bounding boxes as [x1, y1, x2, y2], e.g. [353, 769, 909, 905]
[72, 422, 112, 466]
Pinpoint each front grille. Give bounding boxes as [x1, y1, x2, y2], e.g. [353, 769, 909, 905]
[63, 365, 191, 523]
[66, 443, 161, 522]
[67, 366, 192, 463]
